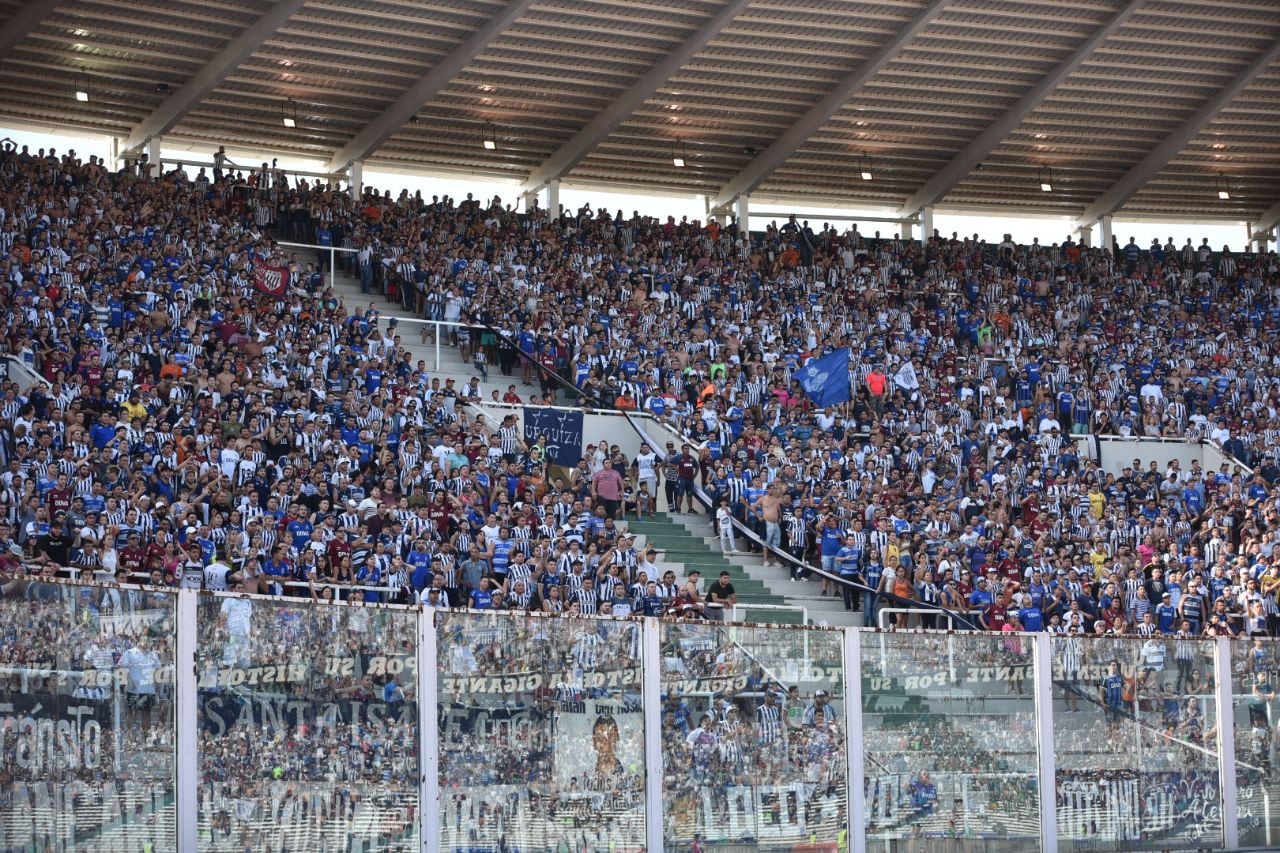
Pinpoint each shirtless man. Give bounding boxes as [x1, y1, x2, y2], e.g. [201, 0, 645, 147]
[754, 483, 785, 567]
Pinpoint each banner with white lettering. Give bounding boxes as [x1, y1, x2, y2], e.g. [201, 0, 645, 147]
[553, 700, 642, 784]
[524, 406, 584, 467]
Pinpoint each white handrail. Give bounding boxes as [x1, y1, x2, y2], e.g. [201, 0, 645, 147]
[1, 354, 51, 393]
[729, 602, 809, 625]
[277, 239, 357, 294]
[876, 606, 982, 630]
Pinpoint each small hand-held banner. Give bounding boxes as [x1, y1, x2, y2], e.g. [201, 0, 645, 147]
[252, 264, 291, 297]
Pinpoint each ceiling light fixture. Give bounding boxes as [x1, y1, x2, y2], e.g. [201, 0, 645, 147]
[1217, 175, 1230, 201]
[673, 141, 686, 168]
[483, 122, 497, 150]
[282, 99, 297, 128]
[1039, 166, 1053, 193]
[859, 153, 872, 181]
[74, 71, 89, 102]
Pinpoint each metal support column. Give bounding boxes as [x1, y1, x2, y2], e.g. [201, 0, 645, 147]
[1076, 222, 1093, 247]
[147, 136, 162, 178]
[349, 160, 363, 199]
[1215, 635, 1239, 850]
[1099, 214, 1113, 254]
[1256, 225, 1276, 253]
[844, 629, 866, 853]
[1032, 634, 1059, 851]
[419, 609, 440, 853]
[547, 179, 560, 222]
[735, 193, 749, 239]
[175, 589, 198, 852]
[641, 619, 664, 852]
[920, 205, 934, 245]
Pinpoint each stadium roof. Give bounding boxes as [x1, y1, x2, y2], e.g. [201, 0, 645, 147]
[1, 0, 1278, 231]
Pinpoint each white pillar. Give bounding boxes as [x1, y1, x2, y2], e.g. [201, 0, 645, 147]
[735, 193, 749, 238]
[1032, 634, 1059, 851]
[547, 179, 560, 222]
[419, 608, 441, 853]
[147, 136, 161, 178]
[107, 135, 119, 170]
[1077, 222, 1092, 247]
[174, 589, 198, 852]
[920, 205, 934, 244]
[900, 218, 914, 243]
[522, 190, 538, 214]
[641, 619, 664, 853]
[147, 136, 161, 176]
[1099, 214, 1113, 253]
[844, 629, 866, 853]
[349, 160, 363, 199]
[1215, 635, 1239, 850]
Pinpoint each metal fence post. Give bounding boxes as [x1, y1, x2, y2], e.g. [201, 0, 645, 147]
[642, 618, 664, 852]
[419, 608, 440, 853]
[435, 322, 441, 373]
[1032, 633, 1059, 851]
[845, 628, 866, 853]
[175, 588, 198, 852]
[1215, 634, 1239, 849]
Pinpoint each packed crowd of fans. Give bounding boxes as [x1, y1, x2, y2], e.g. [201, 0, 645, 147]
[0, 140, 1279, 645]
[3, 135, 1280, 852]
[660, 623, 847, 845]
[438, 610, 648, 850]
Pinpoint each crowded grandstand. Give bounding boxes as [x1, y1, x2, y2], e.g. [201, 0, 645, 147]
[0, 141, 1277, 852]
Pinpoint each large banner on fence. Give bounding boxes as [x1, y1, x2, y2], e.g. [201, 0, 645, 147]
[553, 700, 642, 784]
[524, 406, 584, 466]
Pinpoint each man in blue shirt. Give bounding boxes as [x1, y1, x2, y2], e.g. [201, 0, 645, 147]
[469, 576, 495, 610]
[1155, 593, 1178, 633]
[968, 577, 993, 609]
[818, 515, 844, 583]
[1099, 662, 1127, 730]
[835, 535, 863, 614]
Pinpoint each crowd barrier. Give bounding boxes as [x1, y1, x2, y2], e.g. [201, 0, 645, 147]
[6, 575, 1280, 852]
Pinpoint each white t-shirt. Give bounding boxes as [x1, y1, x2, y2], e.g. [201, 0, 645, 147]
[635, 452, 658, 481]
[221, 597, 253, 637]
[204, 563, 232, 592]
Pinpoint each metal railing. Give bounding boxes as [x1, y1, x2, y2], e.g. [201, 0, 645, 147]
[619, 411, 983, 631]
[0, 574, 1263, 853]
[276, 239, 358, 293]
[876, 606, 982, 631]
[729, 602, 810, 625]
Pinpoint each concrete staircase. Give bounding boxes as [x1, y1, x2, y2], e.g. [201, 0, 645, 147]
[302, 247, 863, 628]
[307, 251, 526, 398]
[626, 511, 864, 628]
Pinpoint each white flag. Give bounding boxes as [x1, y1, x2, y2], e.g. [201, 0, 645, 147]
[893, 361, 920, 390]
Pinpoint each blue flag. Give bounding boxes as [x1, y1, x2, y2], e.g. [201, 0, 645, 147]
[795, 348, 851, 407]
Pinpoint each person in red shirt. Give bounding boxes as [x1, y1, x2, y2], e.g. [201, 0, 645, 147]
[44, 473, 73, 516]
[981, 594, 1010, 632]
[117, 531, 148, 580]
[427, 489, 459, 538]
[865, 368, 887, 413]
[675, 445, 699, 514]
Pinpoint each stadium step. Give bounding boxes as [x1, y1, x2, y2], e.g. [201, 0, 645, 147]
[649, 511, 868, 629]
[293, 248, 520, 397]
[625, 512, 810, 625]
